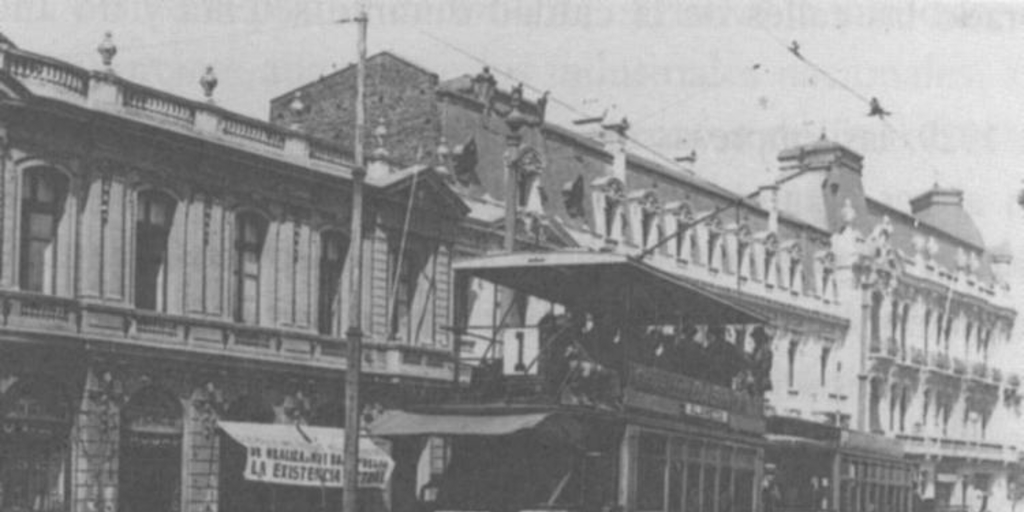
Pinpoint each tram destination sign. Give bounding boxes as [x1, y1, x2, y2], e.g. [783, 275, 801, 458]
[625, 364, 765, 434]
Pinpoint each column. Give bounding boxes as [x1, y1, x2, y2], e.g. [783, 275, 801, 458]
[72, 369, 121, 512]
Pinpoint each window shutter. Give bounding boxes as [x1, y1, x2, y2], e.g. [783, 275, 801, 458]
[434, 244, 451, 347]
[368, 229, 390, 338]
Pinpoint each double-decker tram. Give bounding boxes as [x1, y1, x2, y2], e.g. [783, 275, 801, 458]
[371, 251, 777, 512]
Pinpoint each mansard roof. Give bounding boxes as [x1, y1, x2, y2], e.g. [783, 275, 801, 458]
[907, 186, 985, 248]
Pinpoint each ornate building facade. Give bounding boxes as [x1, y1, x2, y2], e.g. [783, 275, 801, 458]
[275, 53, 1021, 512]
[0, 31, 1017, 512]
[0, 37, 467, 512]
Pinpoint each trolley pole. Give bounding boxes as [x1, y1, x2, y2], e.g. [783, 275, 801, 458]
[343, 8, 367, 512]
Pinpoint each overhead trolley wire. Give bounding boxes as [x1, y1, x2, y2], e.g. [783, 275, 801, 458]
[757, 26, 944, 184]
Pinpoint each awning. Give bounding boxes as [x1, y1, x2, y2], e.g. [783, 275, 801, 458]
[454, 251, 766, 325]
[218, 422, 393, 489]
[766, 433, 834, 452]
[369, 410, 552, 436]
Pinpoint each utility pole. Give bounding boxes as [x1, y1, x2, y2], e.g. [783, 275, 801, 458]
[343, 7, 367, 512]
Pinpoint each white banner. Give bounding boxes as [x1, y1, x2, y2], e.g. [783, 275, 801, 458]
[220, 422, 393, 489]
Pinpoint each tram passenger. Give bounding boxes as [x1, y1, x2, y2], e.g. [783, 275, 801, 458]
[762, 471, 783, 512]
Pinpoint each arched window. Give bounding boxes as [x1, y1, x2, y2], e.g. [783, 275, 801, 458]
[688, 229, 701, 265]
[870, 291, 883, 349]
[20, 167, 67, 293]
[707, 231, 720, 269]
[921, 389, 931, 428]
[889, 384, 898, 432]
[234, 213, 267, 324]
[899, 387, 908, 433]
[923, 309, 933, 354]
[764, 247, 776, 286]
[787, 339, 799, 388]
[136, 190, 176, 311]
[318, 230, 349, 335]
[620, 209, 632, 245]
[869, 377, 883, 433]
[900, 303, 910, 355]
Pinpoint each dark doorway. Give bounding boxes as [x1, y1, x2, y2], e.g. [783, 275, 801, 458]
[119, 386, 183, 512]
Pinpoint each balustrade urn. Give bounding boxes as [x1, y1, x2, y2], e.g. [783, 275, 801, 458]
[199, 65, 218, 101]
[97, 31, 117, 70]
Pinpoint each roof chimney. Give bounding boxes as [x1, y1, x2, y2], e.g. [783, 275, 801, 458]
[910, 186, 963, 214]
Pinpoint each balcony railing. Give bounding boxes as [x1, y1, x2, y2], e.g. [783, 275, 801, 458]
[910, 347, 927, 366]
[991, 367, 1002, 384]
[896, 434, 1016, 464]
[952, 357, 967, 375]
[971, 361, 987, 380]
[869, 336, 882, 354]
[0, 291, 455, 381]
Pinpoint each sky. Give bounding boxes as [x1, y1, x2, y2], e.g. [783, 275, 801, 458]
[3, 0, 1024, 254]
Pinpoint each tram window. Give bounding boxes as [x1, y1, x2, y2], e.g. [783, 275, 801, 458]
[636, 433, 668, 511]
[668, 460, 683, 512]
[717, 466, 733, 512]
[734, 468, 754, 512]
[841, 480, 854, 512]
[701, 463, 717, 512]
[684, 459, 701, 512]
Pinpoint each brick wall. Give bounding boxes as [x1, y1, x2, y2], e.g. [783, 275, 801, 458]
[269, 52, 442, 167]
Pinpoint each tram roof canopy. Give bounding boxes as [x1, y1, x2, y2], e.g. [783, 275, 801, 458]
[454, 251, 766, 325]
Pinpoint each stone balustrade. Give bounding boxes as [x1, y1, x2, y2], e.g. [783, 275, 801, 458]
[896, 433, 1018, 464]
[2, 49, 89, 98]
[0, 46, 356, 177]
[0, 290, 454, 380]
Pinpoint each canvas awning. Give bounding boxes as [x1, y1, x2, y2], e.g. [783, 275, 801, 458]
[454, 251, 766, 325]
[369, 410, 553, 437]
[218, 422, 393, 489]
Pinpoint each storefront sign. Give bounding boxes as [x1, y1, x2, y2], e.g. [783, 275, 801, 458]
[0, 419, 64, 438]
[683, 402, 729, 423]
[219, 422, 394, 489]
